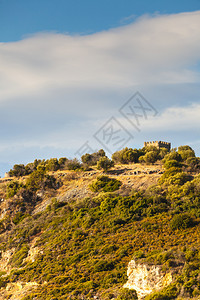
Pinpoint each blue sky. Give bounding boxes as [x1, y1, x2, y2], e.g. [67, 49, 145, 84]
[0, 1, 200, 176]
[1, 0, 200, 42]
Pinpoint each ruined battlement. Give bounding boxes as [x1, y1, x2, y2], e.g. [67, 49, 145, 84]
[144, 141, 171, 151]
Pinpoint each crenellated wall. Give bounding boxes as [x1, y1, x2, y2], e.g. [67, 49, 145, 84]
[144, 141, 171, 151]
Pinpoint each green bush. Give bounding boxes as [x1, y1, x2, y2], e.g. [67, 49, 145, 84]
[97, 156, 114, 172]
[141, 149, 160, 164]
[89, 176, 122, 193]
[11, 244, 29, 267]
[58, 157, 68, 169]
[65, 158, 81, 170]
[116, 288, 138, 300]
[12, 212, 29, 225]
[167, 172, 192, 186]
[81, 149, 105, 166]
[100, 195, 119, 212]
[26, 167, 56, 191]
[112, 147, 143, 164]
[8, 164, 27, 177]
[158, 167, 183, 184]
[170, 213, 195, 230]
[6, 181, 24, 198]
[145, 284, 178, 300]
[178, 145, 195, 161]
[163, 151, 182, 163]
[45, 158, 60, 171]
[164, 160, 182, 169]
[93, 260, 114, 272]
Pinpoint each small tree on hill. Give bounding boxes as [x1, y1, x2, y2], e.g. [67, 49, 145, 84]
[97, 157, 114, 173]
[81, 149, 105, 166]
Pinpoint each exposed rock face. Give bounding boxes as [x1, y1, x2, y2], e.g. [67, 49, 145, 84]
[23, 237, 43, 264]
[0, 281, 38, 300]
[123, 259, 172, 299]
[0, 248, 15, 273]
[23, 246, 40, 263]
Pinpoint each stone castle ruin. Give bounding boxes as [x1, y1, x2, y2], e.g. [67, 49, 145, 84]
[144, 141, 171, 151]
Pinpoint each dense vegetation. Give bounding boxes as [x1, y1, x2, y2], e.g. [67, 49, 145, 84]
[0, 145, 199, 299]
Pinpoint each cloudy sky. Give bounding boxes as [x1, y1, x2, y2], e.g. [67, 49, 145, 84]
[0, 0, 200, 176]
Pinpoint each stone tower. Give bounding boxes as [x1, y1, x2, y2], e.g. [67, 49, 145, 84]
[144, 141, 171, 151]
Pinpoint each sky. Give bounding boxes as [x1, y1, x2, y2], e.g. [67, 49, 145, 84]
[0, 0, 200, 176]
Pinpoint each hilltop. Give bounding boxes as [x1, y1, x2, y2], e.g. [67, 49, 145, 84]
[0, 145, 199, 299]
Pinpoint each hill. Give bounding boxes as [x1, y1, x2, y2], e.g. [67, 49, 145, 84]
[0, 145, 199, 299]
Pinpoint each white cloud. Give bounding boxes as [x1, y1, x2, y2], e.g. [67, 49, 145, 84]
[0, 11, 200, 102]
[0, 11, 200, 173]
[133, 103, 200, 132]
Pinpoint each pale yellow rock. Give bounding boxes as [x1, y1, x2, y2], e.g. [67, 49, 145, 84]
[23, 246, 39, 263]
[6, 282, 23, 291]
[23, 236, 43, 264]
[123, 260, 173, 299]
[0, 248, 15, 273]
[162, 272, 173, 287]
[0, 281, 38, 300]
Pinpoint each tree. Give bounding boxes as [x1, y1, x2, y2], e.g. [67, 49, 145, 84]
[178, 145, 195, 161]
[65, 158, 81, 170]
[143, 151, 158, 164]
[159, 148, 168, 159]
[164, 159, 182, 169]
[97, 157, 114, 172]
[26, 166, 46, 191]
[45, 158, 60, 171]
[163, 151, 182, 163]
[58, 157, 68, 169]
[81, 149, 105, 166]
[9, 164, 26, 177]
[112, 147, 143, 164]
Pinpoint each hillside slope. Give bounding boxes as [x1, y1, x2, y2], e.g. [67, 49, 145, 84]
[0, 157, 199, 300]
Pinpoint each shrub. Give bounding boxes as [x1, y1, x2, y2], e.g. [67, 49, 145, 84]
[164, 160, 182, 169]
[167, 172, 192, 186]
[170, 213, 195, 230]
[112, 147, 143, 164]
[145, 284, 178, 300]
[133, 250, 145, 259]
[178, 146, 195, 159]
[100, 195, 119, 212]
[11, 244, 29, 267]
[58, 157, 68, 169]
[158, 167, 183, 184]
[140, 146, 161, 164]
[45, 158, 60, 171]
[93, 260, 114, 272]
[26, 167, 57, 191]
[8, 164, 27, 177]
[163, 151, 182, 163]
[89, 176, 122, 193]
[26, 167, 46, 191]
[65, 158, 81, 170]
[97, 157, 114, 172]
[12, 212, 29, 225]
[116, 288, 138, 300]
[6, 181, 24, 198]
[185, 157, 200, 172]
[159, 148, 168, 159]
[81, 149, 105, 166]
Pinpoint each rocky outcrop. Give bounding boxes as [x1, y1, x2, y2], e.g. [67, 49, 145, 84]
[23, 237, 43, 264]
[123, 259, 172, 299]
[0, 248, 15, 273]
[0, 281, 39, 300]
